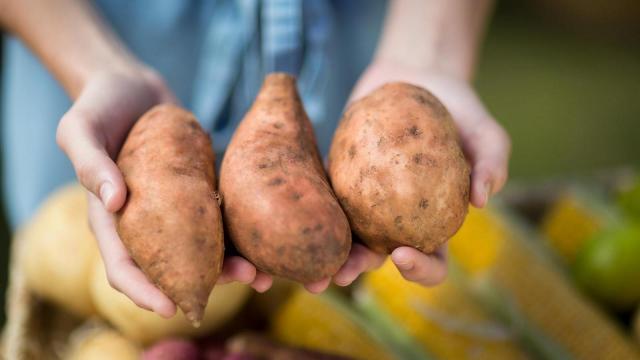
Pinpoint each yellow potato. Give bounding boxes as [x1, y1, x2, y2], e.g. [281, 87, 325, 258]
[20, 184, 98, 317]
[90, 258, 251, 345]
[67, 325, 140, 360]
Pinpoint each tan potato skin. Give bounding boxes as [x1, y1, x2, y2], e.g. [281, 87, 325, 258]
[219, 73, 351, 283]
[328, 82, 470, 254]
[116, 104, 223, 325]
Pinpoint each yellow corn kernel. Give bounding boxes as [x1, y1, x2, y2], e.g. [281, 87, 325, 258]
[540, 191, 613, 264]
[271, 289, 394, 360]
[449, 206, 507, 274]
[362, 260, 527, 360]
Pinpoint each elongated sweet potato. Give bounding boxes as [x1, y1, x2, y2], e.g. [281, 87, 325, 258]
[220, 73, 351, 283]
[328, 83, 470, 254]
[117, 104, 223, 325]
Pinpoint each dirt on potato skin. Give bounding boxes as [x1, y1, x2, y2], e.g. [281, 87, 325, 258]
[220, 73, 351, 283]
[116, 104, 224, 324]
[329, 82, 470, 254]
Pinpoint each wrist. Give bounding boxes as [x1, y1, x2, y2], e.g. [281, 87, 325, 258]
[367, 57, 472, 84]
[71, 50, 143, 98]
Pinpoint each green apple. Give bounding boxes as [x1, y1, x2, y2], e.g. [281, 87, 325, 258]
[573, 222, 640, 311]
[618, 178, 640, 221]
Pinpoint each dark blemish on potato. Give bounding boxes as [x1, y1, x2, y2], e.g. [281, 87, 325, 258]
[273, 121, 284, 129]
[197, 206, 205, 215]
[377, 137, 385, 147]
[341, 110, 354, 126]
[125, 148, 136, 157]
[348, 145, 357, 159]
[268, 177, 286, 186]
[251, 230, 261, 246]
[258, 160, 276, 169]
[419, 199, 429, 209]
[156, 228, 163, 234]
[187, 121, 199, 130]
[413, 153, 437, 167]
[194, 237, 206, 247]
[171, 166, 196, 177]
[291, 192, 302, 201]
[416, 90, 449, 118]
[412, 93, 428, 105]
[394, 216, 403, 229]
[407, 125, 422, 137]
[276, 246, 285, 256]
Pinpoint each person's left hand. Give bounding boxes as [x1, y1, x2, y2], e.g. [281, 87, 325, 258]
[313, 59, 511, 289]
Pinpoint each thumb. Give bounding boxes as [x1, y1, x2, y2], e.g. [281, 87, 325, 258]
[57, 109, 127, 213]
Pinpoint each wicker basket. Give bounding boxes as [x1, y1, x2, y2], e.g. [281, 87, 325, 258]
[2, 232, 83, 360]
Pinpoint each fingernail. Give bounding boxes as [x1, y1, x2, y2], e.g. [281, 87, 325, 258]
[391, 250, 411, 269]
[396, 261, 414, 271]
[334, 276, 352, 287]
[100, 182, 114, 207]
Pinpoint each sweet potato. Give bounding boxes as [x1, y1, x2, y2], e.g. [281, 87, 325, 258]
[219, 73, 351, 282]
[328, 83, 470, 254]
[142, 339, 200, 360]
[116, 104, 223, 325]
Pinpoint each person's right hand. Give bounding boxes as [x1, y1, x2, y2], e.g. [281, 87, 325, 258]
[56, 66, 273, 318]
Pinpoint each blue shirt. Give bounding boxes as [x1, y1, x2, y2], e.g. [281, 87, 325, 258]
[1, 0, 386, 227]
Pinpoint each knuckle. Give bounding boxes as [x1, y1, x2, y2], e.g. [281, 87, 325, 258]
[75, 161, 96, 190]
[105, 269, 122, 292]
[55, 113, 74, 149]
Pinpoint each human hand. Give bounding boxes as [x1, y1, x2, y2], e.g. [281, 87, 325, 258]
[57, 66, 272, 317]
[339, 59, 511, 286]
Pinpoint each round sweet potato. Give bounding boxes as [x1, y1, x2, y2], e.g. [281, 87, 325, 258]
[219, 73, 351, 283]
[116, 104, 224, 325]
[328, 82, 470, 254]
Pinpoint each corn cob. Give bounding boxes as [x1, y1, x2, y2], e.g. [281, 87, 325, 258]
[540, 188, 618, 264]
[271, 289, 402, 360]
[450, 206, 640, 360]
[360, 260, 527, 359]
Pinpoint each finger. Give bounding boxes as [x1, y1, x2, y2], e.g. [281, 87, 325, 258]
[250, 271, 274, 293]
[304, 278, 331, 294]
[461, 121, 511, 208]
[217, 256, 257, 285]
[333, 244, 385, 286]
[88, 195, 176, 318]
[391, 246, 448, 286]
[57, 109, 127, 213]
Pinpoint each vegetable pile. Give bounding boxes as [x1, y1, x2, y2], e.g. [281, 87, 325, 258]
[13, 73, 640, 360]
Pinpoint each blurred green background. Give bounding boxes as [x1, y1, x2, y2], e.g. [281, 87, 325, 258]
[0, 1, 638, 324]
